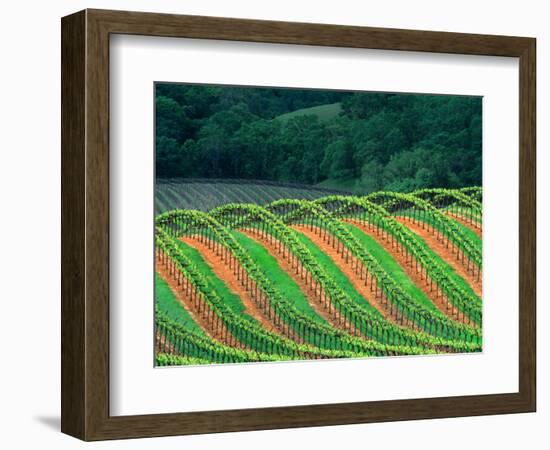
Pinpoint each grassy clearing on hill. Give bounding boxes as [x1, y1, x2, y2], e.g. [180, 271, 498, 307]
[276, 102, 342, 123]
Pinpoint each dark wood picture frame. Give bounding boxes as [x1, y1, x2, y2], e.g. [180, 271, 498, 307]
[61, 9, 536, 441]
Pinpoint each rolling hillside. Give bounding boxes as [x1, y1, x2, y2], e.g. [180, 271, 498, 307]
[154, 187, 483, 366]
[155, 178, 351, 214]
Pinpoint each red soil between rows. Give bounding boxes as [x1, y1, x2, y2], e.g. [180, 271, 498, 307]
[156, 332, 177, 355]
[156, 257, 233, 345]
[393, 217, 483, 297]
[180, 236, 283, 336]
[445, 212, 483, 238]
[344, 219, 467, 324]
[239, 228, 349, 332]
[289, 225, 402, 327]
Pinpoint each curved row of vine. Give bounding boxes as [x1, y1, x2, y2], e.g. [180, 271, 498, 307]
[263, 199, 481, 344]
[365, 191, 482, 271]
[156, 310, 295, 363]
[208, 202, 481, 348]
[156, 210, 441, 355]
[311, 195, 482, 324]
[411, 188, 482, 229]
[157, 227, 412, 358]
[459, 186, 483, 202]
[157, 309, 420, 363]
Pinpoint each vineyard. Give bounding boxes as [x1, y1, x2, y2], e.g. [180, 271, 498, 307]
[155, 178, 351, 214]
[154, 185, 483, 366]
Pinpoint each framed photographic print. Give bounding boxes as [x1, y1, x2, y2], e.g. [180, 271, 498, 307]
[61, 9, 536, 441]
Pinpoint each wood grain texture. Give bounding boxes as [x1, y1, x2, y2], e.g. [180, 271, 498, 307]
[61, 10, 86, 439]
[518, 39, 536, 409]
[60, 8, 536, 441]
[89, 8, 532, 56]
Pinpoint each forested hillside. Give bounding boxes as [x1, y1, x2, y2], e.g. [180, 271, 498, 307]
[155, 83, 482, 193]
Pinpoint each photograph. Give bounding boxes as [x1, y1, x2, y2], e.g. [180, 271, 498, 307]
[153, 83, 483, 366]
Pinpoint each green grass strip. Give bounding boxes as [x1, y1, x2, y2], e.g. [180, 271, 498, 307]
[293, 231, 384, 318]
[407, 228, 481, 301]
[173, 240, 259, 324]
[155, 273, 207, 337]
[343, 223, 445, 317]
[231, 231, 328, 326]
[445, 216, 482, 245]
[399, 209, 482, 250]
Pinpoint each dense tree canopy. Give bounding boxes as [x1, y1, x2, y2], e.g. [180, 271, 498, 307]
[155, 83, 482, 193]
